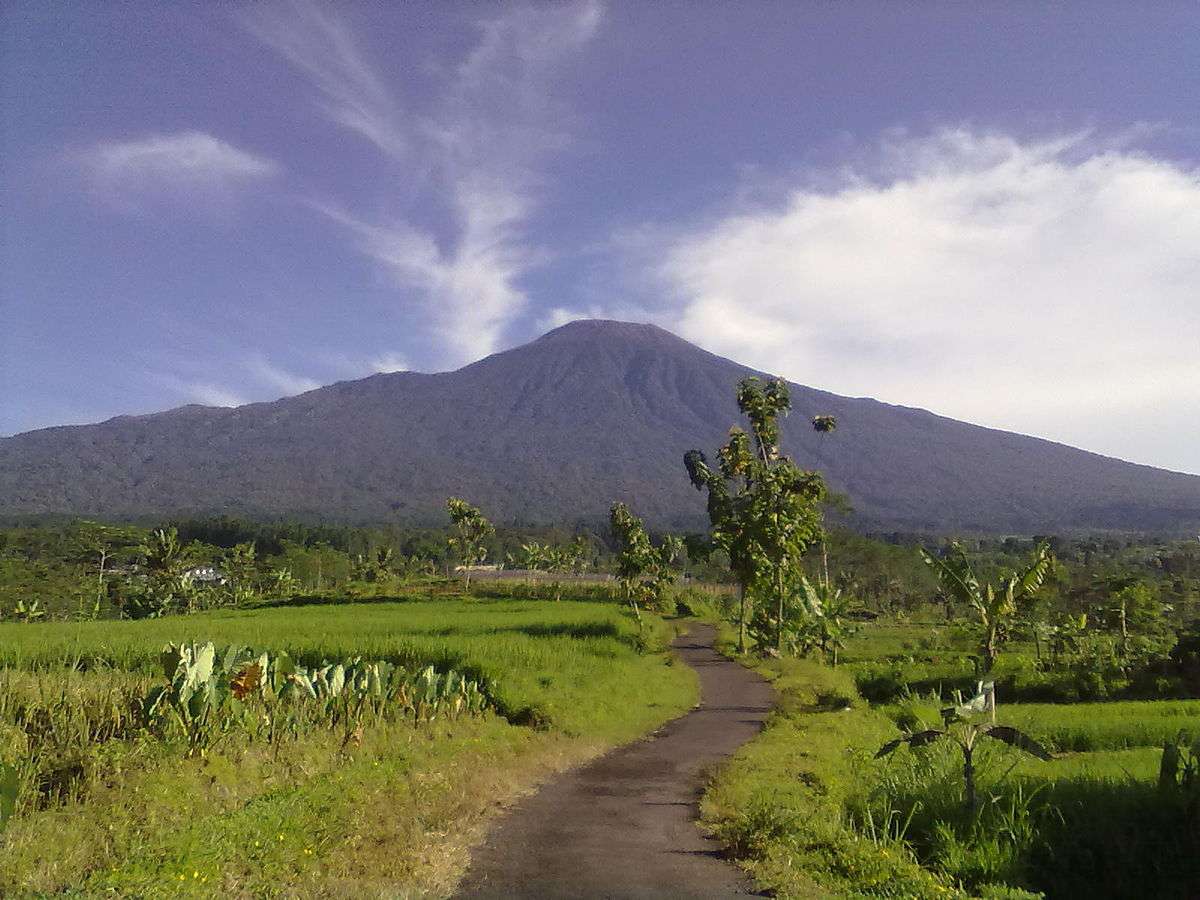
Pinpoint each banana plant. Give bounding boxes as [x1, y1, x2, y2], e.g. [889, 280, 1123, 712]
[511, 539, 588, 600]
[876, 683, 1052, 812]
[793, 575, 858, 665]
[920, 541, 1053, 674]
[10, 598, 45, 623]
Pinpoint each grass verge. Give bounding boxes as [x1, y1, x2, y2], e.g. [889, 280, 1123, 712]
[700, 623, 967, 899]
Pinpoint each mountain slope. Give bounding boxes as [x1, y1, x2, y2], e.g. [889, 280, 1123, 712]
[3, 320, 1199, 533]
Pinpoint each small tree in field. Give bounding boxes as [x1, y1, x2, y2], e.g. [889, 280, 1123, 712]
[793, 575, 858, 665]
[685, 377, 832, 654]
[920, 541, 1053, 675]
[876, 683, 1052, 812]
[609, 502, 682, 620]
[515, 538, 589, 601]
[446, 498, 494, 589]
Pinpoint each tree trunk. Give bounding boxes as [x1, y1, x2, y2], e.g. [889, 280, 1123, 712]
[95, 548, 108, 618]
[983, 626, 998, 674]
[963, 744, 977, 813]
[737, 583, 747, 654]
[776, 568, 786, 653]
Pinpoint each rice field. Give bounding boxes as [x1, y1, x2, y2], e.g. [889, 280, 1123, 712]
[704, 619, 1200, 900]
[0, 596, 698, 896]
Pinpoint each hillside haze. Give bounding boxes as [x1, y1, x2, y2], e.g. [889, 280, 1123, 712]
[3, 320, 1199, 533]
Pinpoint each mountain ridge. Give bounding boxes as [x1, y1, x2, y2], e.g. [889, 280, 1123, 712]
[3, 320, 1199, 534]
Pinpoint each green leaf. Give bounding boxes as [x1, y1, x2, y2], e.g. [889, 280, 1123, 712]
[159, 644, 183, 680]
[876, 729, 945, 758]
[981, 724, 1053, 761]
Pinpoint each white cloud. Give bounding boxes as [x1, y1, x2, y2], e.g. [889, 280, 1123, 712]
[186, 383, 246, 408]
[247, 356, 321, 396]
[239, 2, 406, 160]
[245, 1, 602, 364]
[81, 131, 278, 198]
[370, 353, 410, 374]
[654, 129, 1200, 472]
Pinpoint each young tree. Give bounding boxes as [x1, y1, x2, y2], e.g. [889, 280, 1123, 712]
[446, 497, 494, 589]
[68, 521, 142, 619]
[876, 684, 1052, 812]
[920, 541, 1053, 674]
[1102, 578, 1173, 668]
[514, 538, 588, 601]
[685, 377, 831, 654]
[609, 502, 682, 620]
[220, 541, 259, 607]
[125, 526, 199, 617]
[352, 546, 396, 584]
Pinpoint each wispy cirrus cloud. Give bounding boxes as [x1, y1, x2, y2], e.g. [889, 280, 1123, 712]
[79, 131, 279, 201]
[645, 128, 1200, 472]
[238, 3, 406, 161]
[242, 0, 603, 364]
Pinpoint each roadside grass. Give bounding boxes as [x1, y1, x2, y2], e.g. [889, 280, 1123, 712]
[704, 619, 1200, 899]
[701, 624, 965, 899]
[7, 715, 580, 898]
[866, 739, 1199, 898]
[0, 597, 698, 897]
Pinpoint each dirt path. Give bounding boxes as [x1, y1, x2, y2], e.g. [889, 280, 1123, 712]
[454, 624, 773, 899]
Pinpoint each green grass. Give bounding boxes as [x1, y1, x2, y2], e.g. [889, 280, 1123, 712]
[878, 696, 1200, 753]
[1004, 700, 1200, 753]
[0, 596, 699, 897]
[701, 624, 965, 899]
[704, 618, 1200, 899]
[0, 597, 691, 739]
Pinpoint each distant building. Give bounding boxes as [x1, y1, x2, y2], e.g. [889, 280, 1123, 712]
[184, 566, 227, 585]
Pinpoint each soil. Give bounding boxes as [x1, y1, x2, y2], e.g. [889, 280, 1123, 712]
[454, 623, 774, 899]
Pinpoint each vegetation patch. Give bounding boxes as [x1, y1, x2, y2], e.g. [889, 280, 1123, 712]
[704, 619, 1200, 898]
[0, 597, 697, 896]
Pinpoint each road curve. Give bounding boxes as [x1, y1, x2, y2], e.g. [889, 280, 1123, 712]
[454, 623, 773, 899]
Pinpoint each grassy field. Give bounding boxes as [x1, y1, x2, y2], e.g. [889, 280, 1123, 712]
[703, 619, 1200, 899]
[0, 596, 698, 897]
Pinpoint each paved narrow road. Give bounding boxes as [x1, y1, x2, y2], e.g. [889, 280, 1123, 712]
[455, 624, 773, 899]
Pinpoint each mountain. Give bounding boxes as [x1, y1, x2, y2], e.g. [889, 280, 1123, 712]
[3, 320, 1199, 534]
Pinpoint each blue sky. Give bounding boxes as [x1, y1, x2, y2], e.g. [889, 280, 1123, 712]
[3, 1, 1198, 473]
